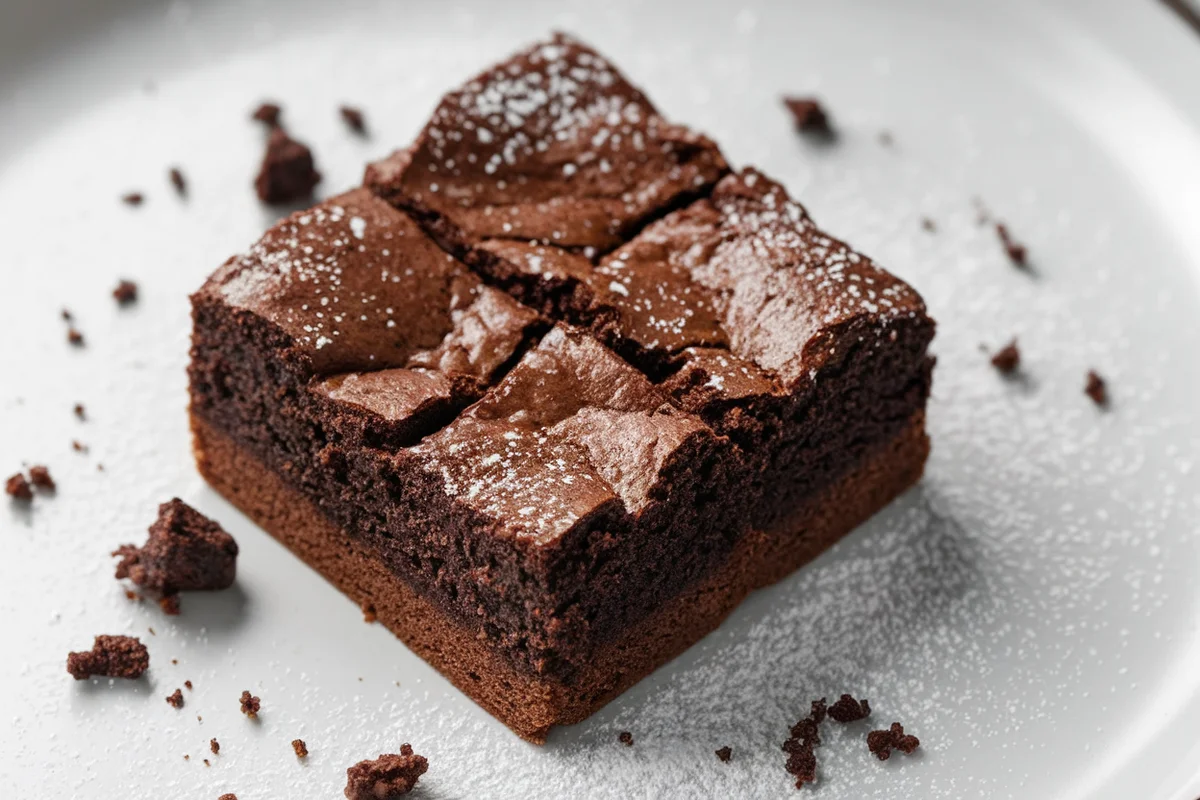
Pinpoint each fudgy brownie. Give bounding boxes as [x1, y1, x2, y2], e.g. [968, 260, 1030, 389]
[189, 33, 934, 742]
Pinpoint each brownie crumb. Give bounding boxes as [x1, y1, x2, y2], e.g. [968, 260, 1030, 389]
[240, 690, 261, 718]
[618, 731, 633, 746]
[74, 404, 86, 420]
[784, 740, 817, 788]
[185, 680, 193, 690]
[361, 602, 377, 623]
[219, 794, 237, 800]
[782, 96, 831, 134]
[159, 594, 182, 615]
[251, 102, 282, 126]
[339, 105, 367, 134]
[169, 167, 187, 196]
[28, 465, 55, 491]
[67, 327, 85, 347]
[715, 746, 732, 762]
[255, 127, 321, 205]
[122, 192, 144, 207]
[996, 223, 1028, 267]
[204, 759, 211, 767]
[344, 744, 428, 799]
[827, 694, 871, 723]
[809, 698, 828, 725]
[166, 688, 184, 708]
[210, 738, 220, 755]
[72, 440, 88, 453]
[184, 754, 190, 761]
[113, 280, 139, 305]
[866, 722, 920, 761]
[6, 473, 32, 502]
[113, 499, 238, 607]
[66, 635, 149, 680]
[61, 308, 73, 322]
[1085, 370, 1108, 407]
[292, 739, 309, 758]
[123, 589, 141, 602]
[990, 340, 1020, 374]
[921, 217, 937, 233]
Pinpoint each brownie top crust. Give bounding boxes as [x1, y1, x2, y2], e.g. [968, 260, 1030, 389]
[595, 167, 930, 384]
[365, 32, 728, 252]
[408, 325, 720, 545]
[202, 187, 537, 377]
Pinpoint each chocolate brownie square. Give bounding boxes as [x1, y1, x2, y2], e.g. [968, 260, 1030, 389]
[189, 34, 934, 743]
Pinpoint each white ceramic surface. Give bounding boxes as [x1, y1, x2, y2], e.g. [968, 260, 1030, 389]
[2, 1, 1200, 797]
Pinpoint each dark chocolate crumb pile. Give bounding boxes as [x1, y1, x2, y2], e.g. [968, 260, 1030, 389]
[782, 698, 828, 787]
[66, 635, 149, 680]
[990, 340, 1020, 374]
[344, 744, 428, 799]
[996, 223, 1028, 267]
[1085, 370, 1108, 407]
[866, 722, 920, 761]
[239, 690, 261, 719]
[6, 473, 33, 502]
[715, 746, 732, 763]
[292, 739, 309, 758]
[827, 694, 871, 723]
[782, 97, 832, 135]
[340, 105, 367, 135]
[112, 498, 238, 613]
[166, 688, 184, 709]
[169, 167, 187, 196]
[618, 731, 633, 747]
[113, 280, 139, 305]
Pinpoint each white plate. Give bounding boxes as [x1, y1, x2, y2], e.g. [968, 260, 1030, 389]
[3, 1, 1200, 797]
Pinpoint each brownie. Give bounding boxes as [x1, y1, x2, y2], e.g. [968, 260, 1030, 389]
[189, 34, 934, 743]
[255, 127, 321, 204]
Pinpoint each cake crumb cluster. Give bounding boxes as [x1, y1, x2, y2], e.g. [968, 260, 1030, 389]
[866, 722, 920, 761]
[344, 744, 428, 799]
[66, 635, 149, 680]
[239, 690, 261, 718]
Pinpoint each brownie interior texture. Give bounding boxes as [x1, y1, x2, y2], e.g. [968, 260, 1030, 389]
[189, 32, 934, 687]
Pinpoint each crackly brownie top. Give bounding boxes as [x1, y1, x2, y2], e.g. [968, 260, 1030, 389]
[366, 32, 728, 251]
[410, 325, 718, 544]
[596, 167, 930, 385]
[205, 187, 537, 376]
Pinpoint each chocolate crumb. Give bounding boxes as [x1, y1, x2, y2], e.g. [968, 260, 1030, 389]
[292, 739, 309, 758]
[996, 223, 1028, 267]
[159, 594, 181, 615]
[219, 794, 237, 800]
[921, 217, 937, 233]
[210, 738, 220, 755]
[66, 635, 149, 679]
[362, 602, 377, 623]
[29, 465, 55, 491]
[204, 759, 211, 767]
[184, 754, 189, 761]
[715, 746, 732, 762]
[61, 308, 73, 322]
[122, 192, 144, 207]
[339, 105, 367, 134]
[113, 499, 238, 605]
[166, 689, 184, 708]
[74, 404, 86, 420]
[344, 744, 428, 799]
[113, 280, 138, 305]
[171, 658, 178, 665]
[618, 731, 633, 746]
[185, 680, 193, 690]
[255, 127, 321, 204]
[990, 340, 1020, 374]
[169, 167, 187, 196]
[782, 97, 831, 134]
[123, 589, 141, 602]
[240, 690, 260, 718]
[72, 440, 88, 453]
[6, 473, 32, 502]
[67, 327, 85, 347]
[827, 694, 871, 723]
[1085, 370, 1108, 407]
[867, 722, 920, 761]
[784, 740, 817, 787]
[251, 102, 282, 126]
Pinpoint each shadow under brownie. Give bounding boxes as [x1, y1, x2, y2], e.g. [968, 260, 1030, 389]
[188, 32, 935, 742]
